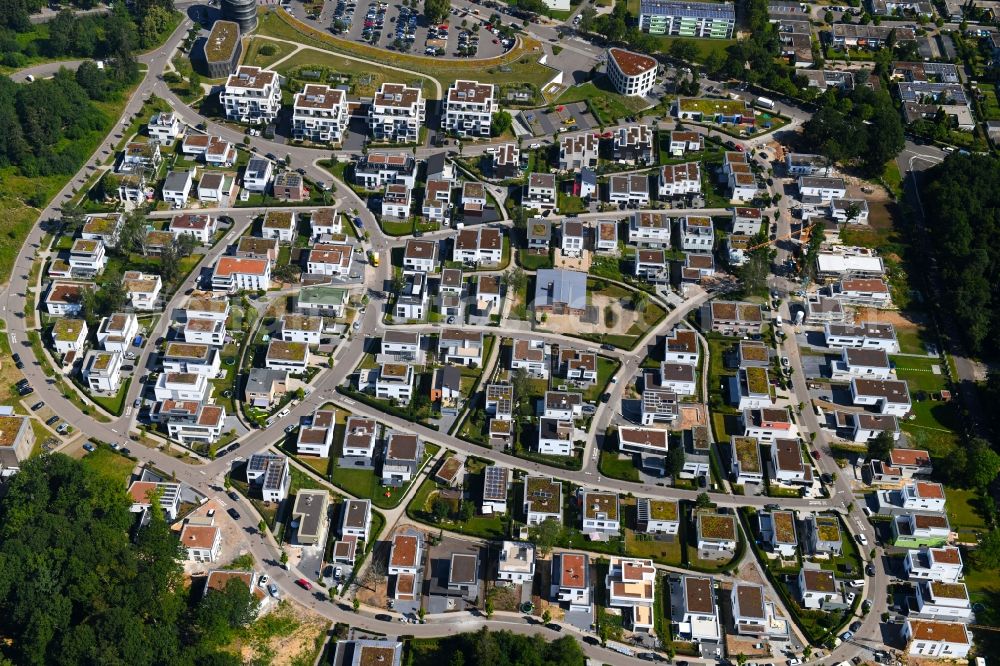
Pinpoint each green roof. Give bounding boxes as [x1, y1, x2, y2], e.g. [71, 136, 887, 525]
[53, 318, 86, 342]
[298, 285, 348, 306]
[698, 512, 737, 540]
[816, 516, 841, 542]
[648, 499, 678, 521]
[678, 97, 748, 116]
[205, 20, 241, 64]
[733, 437, 761, 472]
[745, 366, 769, 395]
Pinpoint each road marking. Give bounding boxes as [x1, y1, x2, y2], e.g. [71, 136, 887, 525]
[199, 470, 206, 475]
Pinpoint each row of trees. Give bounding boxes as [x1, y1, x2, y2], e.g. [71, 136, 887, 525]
[922, 153, 1000, 355]
[411, 628, 585, 666]
[0, 455, 258, 665]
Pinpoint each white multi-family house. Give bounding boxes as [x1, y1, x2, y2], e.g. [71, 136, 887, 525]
[523, 476, 562, 525]
[292, 84, 348, 143]
[441, 79, 497, 137]
[147, 111, 182, 145]
[375, 363, 415, 404]
[785, 153, 830, 176]
[460, 181, 487, 216]
[697, 513, 739, 554]
[491, 143, 521, 178]
[830, 198, 870, 223]
[162, 342, 221, 378]
[669, 130, 703, 156]
[890, 448, 934, 477]
[559, 133, 599, 171]
[608, 173, 650, 207]
[730, 436, 764, 485]
[580, 490, 620, 538]
[51, 318, 87, 356]
[261, 210, 296, 243]
[123, 271, 162, 311]
[536, 417, 573, 456]
[629, 211, 671, 247]
[543, 391, 582, 421]
[674, 575, 721, 641]
[82, 350, 122, 392]
[402, 239, 438, 274]
[204, 137, 237, 167]
[831, 347, 892, 381]
[771, 438, 813, 485]
[243, 157, 273, 193]
[309, 208, 342, 239]
[825, 322, 899, 352]
[164, 403, 226, 445]
[340, 499, 372, 541]
[388, 530, 424, 602]
[606, 47, 657, 97]
[211, 257, 271, 292]
[840, 411, 901, 445]
[639, 390, 679, 426]
[618, 425, 671, 458]
[381, 183, 412, 219]
[595, 220, 618, 252]
[523, 173, 557, 213]
[381, 330, 421, 361]
[354, 152, 418, 190]
[798, 175, 847, 201]
[118, 142, 161, 174]
[658, 162, 701, 198]
[636, 498, 680, 535]
[221, 66, 282, 125]
[97, 313, 139, 353]
[395, 272, 428, 320]
[851, 377, 911, 416]
[561, 220, 585, 257]
[453, 227, 503, 265]
[423, 179, 452, 222]
[833, 277, 892, 308]
[179, 523, 222, 563]
[904, 546, 963, 583]
[67, 239, 106, 277]
[341, 416, 378, 465]
[606, 558, 656, 632]
[154, 372, 209, 402]
[510, 339, 549, 378]
[890, 481, 948, 513]
[798, 567, 838, 609]
[306, 243, 353, 277]
[370, 82, 425, 143]
[560, 348, 597, 382]
[902, 619, 971, 659]
[634, 249, 667, 281]
[758, 510, 799, 557]
[497, 540, 534, 584]
[169, 213, 216, 245]
[246, 452, 291, 502]
[551, 552, 591, 612]
[742, 407, 797, 442]
[264, 340, 310, 374]
[732, 207, 763, 235]
[680, 216, 714, 252]
[80, 212, 124, 248]
[381, 433, 424, 487]
[128, 481, 181, 521]
[805, 514, 843, 555]
[912, 581, 973, 622]
[295, 408, 336, 457]
[660, 362, 697, 396]
[280, 314, 324, 345]
[731, 582, 788, 637]
[439, 329, 483, 367]
[613, 124, 654, 165]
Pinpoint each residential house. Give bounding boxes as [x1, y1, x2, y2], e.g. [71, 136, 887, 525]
[658, 162, 701, 198]
[664, 328, 699, 364]
[824, 322, 900, 353]
[431, 365, 462, 413]
[147, 111, 182, 145]
[536, 417, 573, 456]
[381, 433, 424, 487]
[759, 510, 799, 557]
[297, 408, 336, 457]
[730, 436, 764, 485]
[912, 581, 973, 622]
[640, 389, 679, 426]
[453, 227, 503, 265]
[117, 141, 161, 174]
[732, 207, 763, 235]
[511, 339, 550, 378]
[742, 407, 795, 442]
[51, 318, 87, 356]
[305, 242, 353, 277]
[482, 465, 510, 515]
[82, 350, 122, 392]
[606, 47, 657, 97]
[771, 438, 813, 485]
[243, 156, 273, 192]
[561, 220, 585, 257]
[731, 582, 788, 637]
[891, 513, 951, 548]
[246, 452, 291, 502]
[697, 513, 738, 554]
[340, 499, 372, 541]
[170, 213, 216, 245]
[221, 66, 282, 124]
[904, 546, 963, 584]
[559, 133, 599, 171]
[544, 391, 583, 421]
[235, 237, 279, 264]
[669, 130, 704, 156]
[375, 363, 415, 404]
[550, 552, 592, 612]
[264, 340, 310, 374]
[0, 414, 36, 478]
[439, 329, 484, 367]
[261, 210, 297, 243]
[680, 216, 714, 252]
[636, 498, 680, 535]
[381, 330, 421, 360]
[613, 124, 654, 164]
[560, 347, 597, 382]
[635, 249, 667, 282]
[702, 301, 764, 335]
[127, 481, 181, 520]
[606, 558, 656, 632]
[595, 220, 618, 252]
[332, 641, 404, 666]
[638, 0, 736, 38]
[292, 84, 348, 143]
[629, 212, 672, 247]
[244, 368, 287, 408]
[805, 514, 843, 555]
[354, 152, 418, 190]
[96, 312, 139, 353]
[211, 256, 271, 292]
[839, 411, 900, 444]
[497, 540, 534, 584]
[890, 448, 933, 477]
[123, 271, 162, 311]
[608, 173, 650, 207]
[81, 212, 124, 247]
[309, 208, 342, 239]
[798, 176, 847, 201]
[798, 567, 838, 609]
[524, 476, 562, 525]
[162, 169, 196, 208]
[448, 552, 480, 599]
[523, 173, 557, 213]
[492, 143, 520, 178]
[851, 378, 911, 416]
[290, 490, 330, 547]
[296, 285, 348, 318]
[395, 272, 429, 320]
[833, 277, 892, 308]
[830, 347, 892, 381]
[660, 362, 697, 396]
[674, 575, 721, 642]
[485, 384, 514, 420]
[738, 340, 769, 368]
[901, 619, 971, 659]
[423, 179, 452, 222]
[341, 416, 378, 466]
[153, 372, 209, 402]
[403, 239, 439, 274]
[272, 172, 307, 202]
[180, 523, 222, 562]
[68, 239, 107, 277]
[388, 529, 424, 601]
[370, 82, 425, 143]
[785, 153, 830, 176]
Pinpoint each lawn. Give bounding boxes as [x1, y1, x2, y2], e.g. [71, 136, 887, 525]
[241, 36, 298, 69]
[79, 446, 136, 486]
[599, 450, 639, 481]
[518, 249, 553, 270]
[677, 97, 748, 116]
[257, 11, 557, 97]
[890, 355, 947, 393]
[894, 326, 928, 355]
[555, 79, 651, 125]
[88, 377, 133, 416]
[624, 530, 683, 565]
[944, 487, 989, 542]
[271, 47, 430, 97]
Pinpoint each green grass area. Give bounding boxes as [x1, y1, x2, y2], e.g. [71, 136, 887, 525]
[625, 530, 683, 565]
[242, 36, 298, 69]
[88, 377, 132, 416]
[406, 476, 507, 539]
[651, 36, 736, 62]
[518, 249, 553, 270]
[677, 97, 747, 116]
[599, 451, 639, 481]
[256, 11, 556, 98]
[894, 327, 928, 355]
[890, 355, 947, 393]
[273, 47, 430, 97]
[78, 446, 136, 486]
[555, 79, 651, 125]
[944, 487, 989, 542]
[331, 465, 409, 509]
[380, 218, 416, 236]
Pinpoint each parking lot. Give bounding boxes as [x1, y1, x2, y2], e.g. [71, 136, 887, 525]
[327, 0, 510, 59]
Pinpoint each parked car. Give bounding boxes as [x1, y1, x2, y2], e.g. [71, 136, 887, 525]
[82, 443, 95, 452]
[295, 578, 312, 590]
[375, 614, 393, 622]
[228, 491, 240, 501]
[856, 533, 868, 546]
[268, 583, 279, 598]
[31, 401, 44, 411]
[227, 507, 241, 520]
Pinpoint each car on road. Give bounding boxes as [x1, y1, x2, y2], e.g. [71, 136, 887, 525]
[601, 343, 615, 351]
[82, 443, 95, 452]
[228, 491, 240, 501]
[545, 623, 562, 632]
[375, 614, 393, 622]
[352, 321, 360, 330]
[46, 415, 59, 426]
[856, 533, 868, 546]
[31, 401, 44, 411]
[227, 507, 241, 520]
[600, 392, 610, 403]
[284, 424, 297, 434]
[295, 578, 312, 590]
[840, 630, 854, 641]
[850, 621, 863, 632]
[866, 564, 876, 576]
[583, 636, 600, 645]
[133, 398, 142, 408]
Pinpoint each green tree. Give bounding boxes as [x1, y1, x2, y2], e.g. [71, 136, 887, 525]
[529, 518, 562, 556]
[194, 578, 260, 646]
[424, 0, 450, 23]
[541, 608, 552, 624]
[667, 445, 685, 478]
[965, 438, 1000, 489]
[824, 10, 834, 22]
[695, 492, 712, 509]
[866, 431, 894, 461]
[484, 599, 494, 618]
[491, 110, 512, 137]
[432, 497, 451, 522]
[630, 289, 649, 312]
[352, 598, 360, 612]
[973, 529, 1000, 570]
[669, 39, 698, 62]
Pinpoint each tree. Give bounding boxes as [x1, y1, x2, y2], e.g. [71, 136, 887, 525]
[973, 529, 1000, 570]
[424, 0, 449, 23]
[491, 110, 512, 137]
[194, 578, 260, 646]
[541, 608, 552, 624]
[866, 431, 894, 462]
[503, 266, 526, 293]
[417, 607, 426, 622]
[824, 10, 834, 22]
[484, 599, 494, 619]
[280, 550, 289, 568]
[964, 438, 1000, 489]
[667, 445, 685, 478]
[630, 289, 649, 312]
[459, 501, 474, 521]
[352, 598, 360, 613]
[432, 497, 451, 522]
[695, 492, 712, 509]
[669, 39, 698, 62]
[529, 518, 562, 556]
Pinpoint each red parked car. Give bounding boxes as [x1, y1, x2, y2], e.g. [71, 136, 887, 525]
[296, 578, 313, 590]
